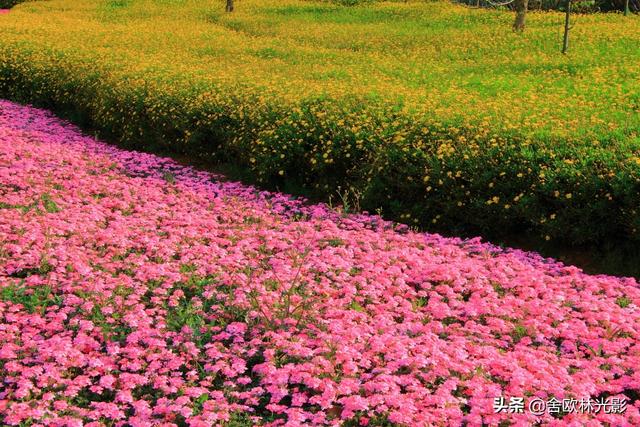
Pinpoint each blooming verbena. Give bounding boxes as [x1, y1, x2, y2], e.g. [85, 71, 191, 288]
[0, 99, 639, 426]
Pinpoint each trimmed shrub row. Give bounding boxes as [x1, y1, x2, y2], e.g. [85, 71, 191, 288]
[0, 0, 25, 9]
[0, 44, 639, 247]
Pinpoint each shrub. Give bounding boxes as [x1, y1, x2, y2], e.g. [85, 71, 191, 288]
[327, 0, 375, 5]
[0, 0, 29, 9]
[0, 0, 18, 8]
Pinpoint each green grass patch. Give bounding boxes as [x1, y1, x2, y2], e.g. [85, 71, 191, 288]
[0, 281, 62, 314]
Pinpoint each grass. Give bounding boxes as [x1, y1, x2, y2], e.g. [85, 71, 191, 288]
[0, 0, 639, 251]
[0, 281, 62, 314]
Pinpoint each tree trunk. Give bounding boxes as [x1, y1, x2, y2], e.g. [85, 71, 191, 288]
[624, 0, 630, 16]
[513, 0, 529, 32]
[226, 0, 234, 12]
[562, 0, 570, 54]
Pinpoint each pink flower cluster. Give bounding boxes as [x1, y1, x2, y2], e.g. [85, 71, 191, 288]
[1, 99, 639, 426]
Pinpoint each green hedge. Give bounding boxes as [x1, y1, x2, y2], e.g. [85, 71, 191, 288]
[0, 0, 25, 8]
[0, 44, 639, 248]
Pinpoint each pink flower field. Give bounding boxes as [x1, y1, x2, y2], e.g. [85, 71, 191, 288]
[1, 99, 640, 426]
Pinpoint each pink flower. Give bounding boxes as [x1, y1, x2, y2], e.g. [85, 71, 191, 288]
[0, 100, 639, 426]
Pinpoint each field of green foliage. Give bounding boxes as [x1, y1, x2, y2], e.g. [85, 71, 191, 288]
[1, 0, 639, 249]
